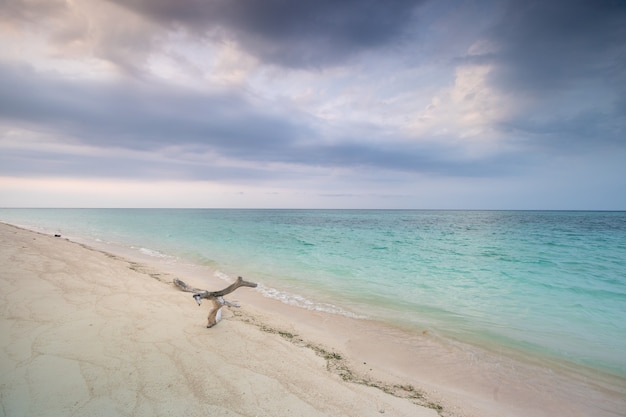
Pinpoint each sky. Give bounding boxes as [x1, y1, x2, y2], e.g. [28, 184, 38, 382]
[0, 0, 625, 209]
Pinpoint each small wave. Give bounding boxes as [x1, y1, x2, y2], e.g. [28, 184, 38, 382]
[257, 284, 367, 319]
[213, 270, 233, 282]
[211, 271, 363, 318]
[137, 247, 169, 259]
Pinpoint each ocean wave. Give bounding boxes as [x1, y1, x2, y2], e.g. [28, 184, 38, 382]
[136, 247, 170, 259]
[211, 270, 365, 319]
[256, 284, 367, 319]
[213, 270, 233, 282]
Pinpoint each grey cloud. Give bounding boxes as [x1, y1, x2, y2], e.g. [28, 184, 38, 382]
[109, 0, 424, 68]
[0, 62, 303, 154]
[487, 0, 626, 94]
[0, 0, 67, 22]
[497, 107, 625, 152]
[0, 61, 522, 180]
[0, 146, 276, 182]
[459, 0, 626, 150]
[294, 141, 526, 177]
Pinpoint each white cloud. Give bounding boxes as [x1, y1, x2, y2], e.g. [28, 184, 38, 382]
[408, 48, 516, 159]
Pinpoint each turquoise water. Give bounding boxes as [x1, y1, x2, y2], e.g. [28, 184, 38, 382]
[2, 209, 625, 377]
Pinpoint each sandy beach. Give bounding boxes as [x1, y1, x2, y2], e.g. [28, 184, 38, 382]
[0, 223, 441, 417]
[1, 222, 625, 417]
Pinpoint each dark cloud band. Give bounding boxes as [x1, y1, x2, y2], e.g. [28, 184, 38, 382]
[110, 0, 423, 68]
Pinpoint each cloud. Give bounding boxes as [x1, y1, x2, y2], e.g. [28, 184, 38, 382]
[109, 0, 424, 68]
[1, 0, 625, 208]
[0, 0, 67, 22]
[487, 0, 626, 94]
[449, 0, 626, 152]
[0, 57, 529, 182]
[0, 60, 303, 152]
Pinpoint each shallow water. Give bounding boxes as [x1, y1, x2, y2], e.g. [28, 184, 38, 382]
[2, 208, 625, 378]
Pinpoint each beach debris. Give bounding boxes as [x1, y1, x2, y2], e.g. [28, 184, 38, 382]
[173, 276, 257, 328]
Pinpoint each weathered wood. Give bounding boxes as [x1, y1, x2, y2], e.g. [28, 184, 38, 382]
[209, 276, 258, 297]
[173, 277, 203, 293]
[173, 277, 257, 328]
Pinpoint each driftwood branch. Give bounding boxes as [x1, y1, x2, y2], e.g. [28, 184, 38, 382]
[173, 276, 257, 328]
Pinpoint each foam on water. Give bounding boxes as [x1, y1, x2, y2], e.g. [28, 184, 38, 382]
[213, 270, 233, 282]
[256, 283, 368, 319]
[211, 268, 366, 318]
[137, 247, 170, 259]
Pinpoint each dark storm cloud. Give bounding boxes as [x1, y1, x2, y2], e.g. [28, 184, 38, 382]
[109, 0, 423, 68]
[487, 0, 626, 95]
[468, 0, 626, 149]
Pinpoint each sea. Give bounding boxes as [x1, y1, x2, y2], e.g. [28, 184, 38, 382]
[2, 208, 625, 381]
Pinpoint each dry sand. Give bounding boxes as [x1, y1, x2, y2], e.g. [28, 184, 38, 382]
[1, 222, 625, 417]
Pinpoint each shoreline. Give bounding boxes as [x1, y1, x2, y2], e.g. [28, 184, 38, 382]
[0, 222, 440, 417]
[2, 222, 625, 416]
[3, 209, 625, 379]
